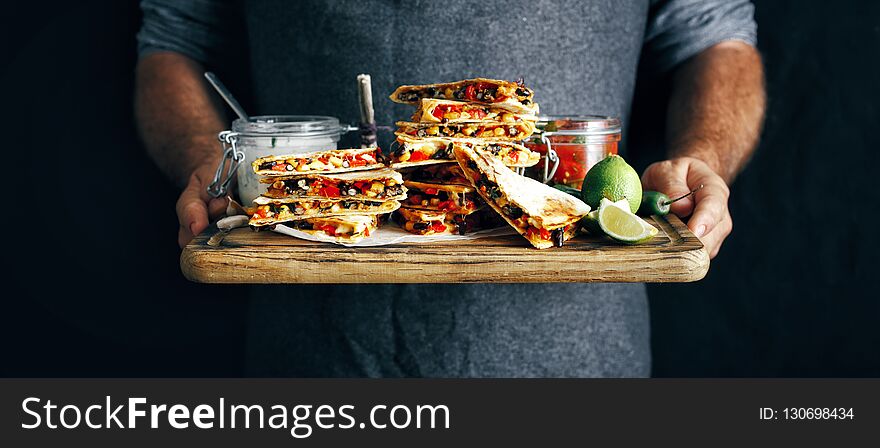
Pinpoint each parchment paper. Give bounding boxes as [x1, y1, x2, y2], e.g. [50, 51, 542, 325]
[272, 221, 517, 247]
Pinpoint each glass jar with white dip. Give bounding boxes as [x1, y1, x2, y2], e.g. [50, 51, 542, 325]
[208, 116, 350, 204]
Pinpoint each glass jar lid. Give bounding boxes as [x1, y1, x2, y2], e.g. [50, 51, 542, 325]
[538, 115, 621, 136]
[231, 115, 348, 138]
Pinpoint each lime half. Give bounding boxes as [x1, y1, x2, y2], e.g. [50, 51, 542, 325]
[598, 198, 658, 244]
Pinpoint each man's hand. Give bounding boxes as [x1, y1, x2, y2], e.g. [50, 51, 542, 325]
[654, 41, 764, 259]
[176, 163, 229, 248]
[641, 157, 731, 259]
[135, 52, 230, 248]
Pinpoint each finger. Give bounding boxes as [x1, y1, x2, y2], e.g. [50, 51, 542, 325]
[699, 222, 725, 259]
[176, 182, 210, 239]
[710, 237, 724, 259]
[703, 218, 731, 259]
[708, 214, 733, 259]
[688, 182, 728, 238]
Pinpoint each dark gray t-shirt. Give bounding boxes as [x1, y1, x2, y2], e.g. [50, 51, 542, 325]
[138, 0, 756, 377]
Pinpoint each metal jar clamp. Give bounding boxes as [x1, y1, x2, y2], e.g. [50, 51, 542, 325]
[535, 131, 560, 184]
[207, 130, 244, 198]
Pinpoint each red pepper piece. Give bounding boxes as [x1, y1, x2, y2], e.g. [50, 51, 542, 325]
[424, 188, 439, 195]
[438, 200, 457, 212]
[321, 225, 337, 236]
[409, 151, 429, 162]
[319, 185, 340, 197]
[465, 84, 477, 101]
[431, 222, 447, 233]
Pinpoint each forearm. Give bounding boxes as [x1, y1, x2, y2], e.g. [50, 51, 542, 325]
[135, 52, 226, 188]
[666, 41, 766, 183]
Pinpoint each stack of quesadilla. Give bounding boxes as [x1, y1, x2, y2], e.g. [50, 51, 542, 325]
[389, 78, 541, 169]
[248, 149, 404, 243]
[389, 78, 542, 235]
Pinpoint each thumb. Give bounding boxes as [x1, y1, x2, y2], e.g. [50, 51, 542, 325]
[176, 180, 210, 244]
[643, 162, 695, 218]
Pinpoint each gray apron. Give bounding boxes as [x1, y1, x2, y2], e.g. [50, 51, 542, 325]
[243, 0, 651, 377]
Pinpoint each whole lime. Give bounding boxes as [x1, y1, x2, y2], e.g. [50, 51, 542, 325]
[580, 154, 642, 213]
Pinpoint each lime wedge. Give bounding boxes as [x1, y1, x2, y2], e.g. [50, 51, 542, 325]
[598, 198, 657, 244]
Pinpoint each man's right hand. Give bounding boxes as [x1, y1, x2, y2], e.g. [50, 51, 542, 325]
[176, 164, 229, 248]
[135, 52, 232, 249]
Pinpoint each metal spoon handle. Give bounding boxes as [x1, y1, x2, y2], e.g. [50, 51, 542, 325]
[204, 72, 249, 121]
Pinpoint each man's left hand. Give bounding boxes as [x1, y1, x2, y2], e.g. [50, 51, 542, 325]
[641, 157, 732, 259]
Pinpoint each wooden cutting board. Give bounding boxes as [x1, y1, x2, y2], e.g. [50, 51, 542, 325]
[181, 214, 708, 284]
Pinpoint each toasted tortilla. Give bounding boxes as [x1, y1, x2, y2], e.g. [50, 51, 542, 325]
[395, 121, 536, 142]
[453, 145, 590, 248]
[396, 205, 495, 236]
[397, 206, 449, 223]
[404, 180, 474, 194]
[260, 167, 407, 201]
[252, 147, 383, 176]
[412, 98, 538, 123]
[249, 196, 400, 226]
[391, 136, 539, 169]
[259, 167, 402, 184]
[389, 78, 537, 114]
[402, 180, 481, 214]
[280, 215, 379, 244]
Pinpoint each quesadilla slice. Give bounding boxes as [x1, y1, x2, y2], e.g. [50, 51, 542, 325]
[280, 215, 379, 244]
[396, 120, 535, 141]
[249, 196, 400, 227]
[454, 145, 591, 249]
[391, 136, 540, 168]
[411, 99, 537, 123]
[402, 181, 480, 215]
[252, 147, 382, 176]
[390, 78, 537, 114]
[261, 167, 407, 201]
[395, 205, 495, 236]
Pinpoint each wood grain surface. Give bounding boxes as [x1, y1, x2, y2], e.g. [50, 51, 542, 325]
[181, 214, 709, 284]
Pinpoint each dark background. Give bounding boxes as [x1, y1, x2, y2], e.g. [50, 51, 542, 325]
[2, 1, 877, 377]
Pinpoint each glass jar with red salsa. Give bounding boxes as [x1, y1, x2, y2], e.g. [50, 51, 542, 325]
[524, 116, 621, 187]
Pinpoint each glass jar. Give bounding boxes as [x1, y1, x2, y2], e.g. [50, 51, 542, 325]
[212, 116, 349, 204]
[524, 115, 621, 187]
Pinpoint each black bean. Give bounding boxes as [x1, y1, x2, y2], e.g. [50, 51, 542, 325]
[502, 204, 523, 219]
[552, 229, 565, 247]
